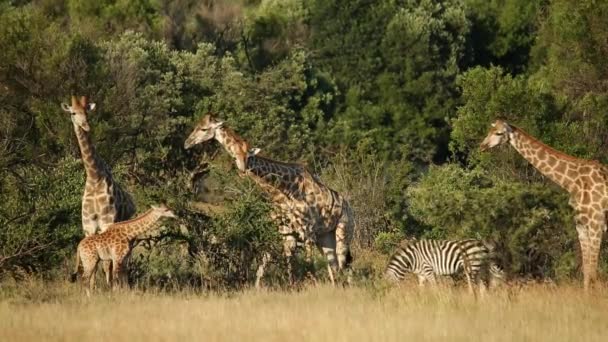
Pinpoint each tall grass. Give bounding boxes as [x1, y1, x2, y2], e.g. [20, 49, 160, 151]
[1, 279, 606, 342]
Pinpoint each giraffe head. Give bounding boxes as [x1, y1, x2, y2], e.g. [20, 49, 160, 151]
[184, 114, 224, 149]
[151, 203, 178, 219]
[480, 119, 512, 151]
[61, 96, 96, 132]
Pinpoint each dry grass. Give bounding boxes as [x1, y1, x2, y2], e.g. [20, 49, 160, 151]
[0, 280, 607, 342]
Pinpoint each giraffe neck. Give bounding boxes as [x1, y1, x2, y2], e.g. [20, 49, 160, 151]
[215, 127, 249, 171]
[112, 208, 164, 240]
[74, 125, 105, 181]
[509, 126, 581, 192]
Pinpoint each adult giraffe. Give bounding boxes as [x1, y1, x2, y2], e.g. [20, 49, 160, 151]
[480, 119, 607, 290]
[62, 96, 136, 284]
[184, 114, 354, 286]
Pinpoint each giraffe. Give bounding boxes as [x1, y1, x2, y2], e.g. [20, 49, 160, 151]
[480, 119, 607, 291]
[70, 204, 177, 296]
[184, 114, 355, 286]
[61, 96, 137, 284]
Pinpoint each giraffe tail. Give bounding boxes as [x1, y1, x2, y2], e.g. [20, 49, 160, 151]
[69, 249, 81, 283]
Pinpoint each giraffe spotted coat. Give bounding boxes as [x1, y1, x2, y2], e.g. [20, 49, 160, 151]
[70, 204, 176, 295]
[481, 119, 608, 291]
[184, 114, 355, 286]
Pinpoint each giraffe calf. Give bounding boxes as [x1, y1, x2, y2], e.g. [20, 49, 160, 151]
[70, 204, 176, 295]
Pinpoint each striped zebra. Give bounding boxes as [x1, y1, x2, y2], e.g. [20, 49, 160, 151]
[385, 239, 505, 292]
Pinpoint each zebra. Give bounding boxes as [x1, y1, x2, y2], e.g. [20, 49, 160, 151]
[385, 239, 505, 293]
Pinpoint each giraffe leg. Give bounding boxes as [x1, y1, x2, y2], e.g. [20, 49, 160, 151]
[303, 239, 318, 284]
[255, 252, 271, 289]
[584, 219, 605, 291]
[335, 205, 354, 285]
[283, 235, 297, 286]
[575, 225, 592, 290]
[102, 261, 112, 286]
[112, 258, 123, 291]
[335, 206, 354, 271]
[82, 259, 98, 297]
[574, 209, 594, 290]
[316, 231, 337, 286]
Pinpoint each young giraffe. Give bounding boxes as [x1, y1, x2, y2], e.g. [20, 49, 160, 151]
[184, 114, 355, 286]
[480, 119, 607, 291]
[70, 204, 176, 296]
[62, 96, 137, 283]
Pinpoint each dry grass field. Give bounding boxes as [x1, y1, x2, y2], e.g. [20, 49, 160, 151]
[1, 280, 607, 342]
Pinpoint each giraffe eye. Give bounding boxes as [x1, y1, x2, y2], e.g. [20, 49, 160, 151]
[495, 132, 504, 136]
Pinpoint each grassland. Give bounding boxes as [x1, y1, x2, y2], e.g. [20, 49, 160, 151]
[0, 280, 607, 342]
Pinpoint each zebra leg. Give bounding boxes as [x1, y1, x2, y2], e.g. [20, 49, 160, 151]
[464, 272, 475, 295]
[478, 277, 487, 297]
[417, 274, 427, 287]
[255, 252, 272, 289]
[316, 231, 338, 286]
[427, 273, 438, 287]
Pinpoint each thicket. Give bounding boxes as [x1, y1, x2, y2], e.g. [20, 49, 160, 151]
[1, 0, 607, 288]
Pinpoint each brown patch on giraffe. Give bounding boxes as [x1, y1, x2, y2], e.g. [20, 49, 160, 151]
[567, 168, 578, 179]
[590, 171, 604, 183]
[580, 174, 593, 184]
[579, 166, 591, 174]
[582, 191, 591, 205]
[547, 156, 557, 167]
[554, 163, 567, 174]
[538, 162, 550, 172]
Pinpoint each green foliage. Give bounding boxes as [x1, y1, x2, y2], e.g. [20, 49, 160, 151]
[0, 158, 82, 275]
[193, 181, 283, 288]
[310, 0, 469, 162]
[464, 0, 541, 73]
[407, 164, 578, 278]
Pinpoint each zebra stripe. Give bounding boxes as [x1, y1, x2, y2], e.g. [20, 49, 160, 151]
[385, 239, 504, 288]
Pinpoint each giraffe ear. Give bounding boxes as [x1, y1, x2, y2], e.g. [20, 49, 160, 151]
[213, 120, 224, 129]
[86, 103, 96, 112]
[61, 103, 71, 112]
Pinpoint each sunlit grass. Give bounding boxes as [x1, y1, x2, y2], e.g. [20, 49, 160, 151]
[0, 279, 607, 342]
